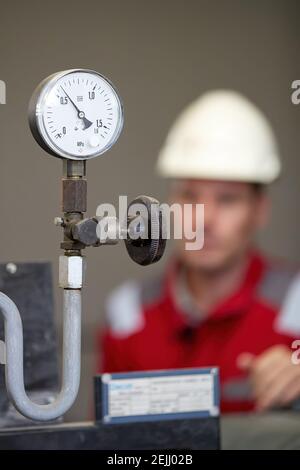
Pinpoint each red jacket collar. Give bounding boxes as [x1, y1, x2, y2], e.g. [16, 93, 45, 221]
[162, 250, 266, 332]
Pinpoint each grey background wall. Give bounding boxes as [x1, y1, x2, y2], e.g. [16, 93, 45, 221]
[0, 0, 300, 421]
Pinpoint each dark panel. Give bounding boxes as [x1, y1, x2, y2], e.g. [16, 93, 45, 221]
[0, 262, 59, 426]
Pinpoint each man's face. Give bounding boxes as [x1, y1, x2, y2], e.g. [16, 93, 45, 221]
[170, 179, 269, 272]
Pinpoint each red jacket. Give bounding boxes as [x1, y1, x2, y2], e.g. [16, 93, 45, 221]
[99, 251, 300, 412]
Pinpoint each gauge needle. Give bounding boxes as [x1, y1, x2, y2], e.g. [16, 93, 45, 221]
[60, 86, 93, 130]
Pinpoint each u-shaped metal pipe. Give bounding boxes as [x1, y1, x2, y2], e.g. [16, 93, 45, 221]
[0, 289, 81, 421]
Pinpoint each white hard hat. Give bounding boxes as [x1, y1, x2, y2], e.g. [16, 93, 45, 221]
[157, 90, 281, 184]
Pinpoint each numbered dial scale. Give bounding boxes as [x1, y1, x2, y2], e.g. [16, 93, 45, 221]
[29, 69, 124, 160]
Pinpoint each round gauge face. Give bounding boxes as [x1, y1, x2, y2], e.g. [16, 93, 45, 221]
[29, 69, 124, 160]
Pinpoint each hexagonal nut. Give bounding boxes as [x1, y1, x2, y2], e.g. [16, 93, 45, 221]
[59, 255, 85, 289]
[72, 218, 98, 246]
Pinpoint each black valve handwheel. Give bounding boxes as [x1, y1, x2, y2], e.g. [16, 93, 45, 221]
[124, 195, 166, 266]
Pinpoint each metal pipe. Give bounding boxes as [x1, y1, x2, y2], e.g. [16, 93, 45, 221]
[0, 289, 81, 421]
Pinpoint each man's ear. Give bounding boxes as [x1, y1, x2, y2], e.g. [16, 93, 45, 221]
[167, 180, 180, 205]
[256, 191, 270, 229]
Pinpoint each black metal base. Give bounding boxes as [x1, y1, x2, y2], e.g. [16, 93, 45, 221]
[0, 416, 219, 450]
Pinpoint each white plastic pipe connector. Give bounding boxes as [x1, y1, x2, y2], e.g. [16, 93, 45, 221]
[0, 288, 81, 421]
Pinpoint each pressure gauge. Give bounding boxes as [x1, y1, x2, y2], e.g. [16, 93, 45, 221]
[29, 69, 124, 160]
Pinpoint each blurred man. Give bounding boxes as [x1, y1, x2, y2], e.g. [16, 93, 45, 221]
[99, 90, 300, 413]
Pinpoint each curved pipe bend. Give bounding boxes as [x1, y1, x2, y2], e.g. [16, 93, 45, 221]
[0, 289, 81, 421]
